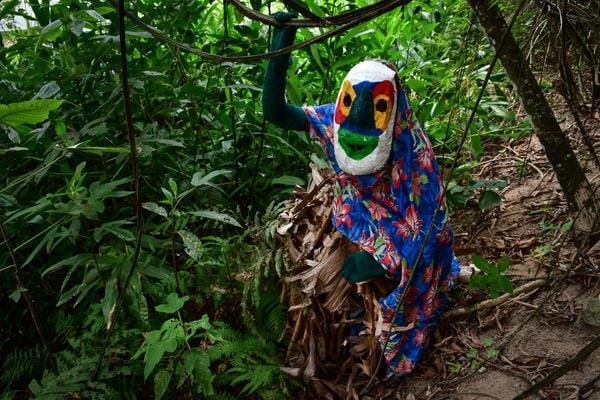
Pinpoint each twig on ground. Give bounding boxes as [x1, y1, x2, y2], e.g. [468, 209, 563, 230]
[512, 336, 600, 400]
[443, 279, 547, 320]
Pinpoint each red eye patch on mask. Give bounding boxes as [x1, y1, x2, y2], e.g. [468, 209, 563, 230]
[335, 80, 395, 133]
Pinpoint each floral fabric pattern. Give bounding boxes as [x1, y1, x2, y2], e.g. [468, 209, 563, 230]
[303, 79, 460, 377]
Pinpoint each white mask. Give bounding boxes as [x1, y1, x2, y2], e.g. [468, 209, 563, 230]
[333, 60, 398, 175]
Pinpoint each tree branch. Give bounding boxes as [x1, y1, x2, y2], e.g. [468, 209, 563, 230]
[442, 279, 547, 320]
[226, 0, 410, 27]
[108, 0, 411, 63]
[280, 0, 325, 22]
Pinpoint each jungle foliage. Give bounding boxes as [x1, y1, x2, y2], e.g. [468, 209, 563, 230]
[0, 0, 590, 398]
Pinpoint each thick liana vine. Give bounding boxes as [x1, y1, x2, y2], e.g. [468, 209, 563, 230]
[91, 0, 143, 380]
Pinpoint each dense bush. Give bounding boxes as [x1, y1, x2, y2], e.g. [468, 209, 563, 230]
[0, 0, 521, 398]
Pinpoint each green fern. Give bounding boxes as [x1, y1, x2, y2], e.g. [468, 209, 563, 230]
[207, 391, 238, 400]
[207, 336, 269, 362]
[1, 345, 44, 388]
[228, 363, 279, 396]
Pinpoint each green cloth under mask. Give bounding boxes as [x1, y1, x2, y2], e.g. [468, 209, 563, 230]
[341, 251, 387, 283]
[262, 11, 307, 131]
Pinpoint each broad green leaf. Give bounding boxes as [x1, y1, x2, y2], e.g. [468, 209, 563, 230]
[177, 230, 203, 261]
[102, 275, 118, 329]
[40, 19, 63, 42]
[86, 9, 109, 22]
[65, 144, 130, 155]
[2, 124, 20, 143]
[9, 288, 26, 303]
[168, 178, 178, 196]
[471, 255, 492, 271]
[271, 175, 305, 186]
[42, 253, 94, 277]
[34, 81, 61, 99]
[154, 368, 172, 400]
[70, 15, 85, 36]
[142, 202, 168, 218]
[94, 221, 135, 242]
[143, 334, 174, 380]
[497, 255, 511, 271]
[489, 104, 516, 121]
[0, 100, 63, 127]
[155, 292, 189, 313]
[188, 210, 242, 228]
[183, 349, 214, 395]
[191, 169, 231, 187]
[478, 190, 501, 210]
[89, 178, 132, 199]
[143, 138, 184, 147]
[161, 187, 173, 202]
[187, 314, 212, 339]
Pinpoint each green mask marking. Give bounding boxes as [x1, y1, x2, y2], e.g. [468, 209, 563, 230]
[338, 128, 380, 160]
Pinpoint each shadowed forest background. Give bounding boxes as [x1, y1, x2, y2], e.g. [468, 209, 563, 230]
[1, 0, 599, 399]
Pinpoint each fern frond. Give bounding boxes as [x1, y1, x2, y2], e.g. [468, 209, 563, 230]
[1, 345, 44, 387]
[207, 390, 238, 400]
[228, 363, 279, 396]
[207, 336, 266, 362]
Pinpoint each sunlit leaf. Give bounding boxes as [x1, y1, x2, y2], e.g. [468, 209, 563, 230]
[155, 293, 189, 314]
[188, 210, 242, 228]
[142, 202, 168, 218]
[0, 100, 63, 127]
[177, 230, 203, 261]
[191, 169, 231, 187]
[272, 175, 305, 186]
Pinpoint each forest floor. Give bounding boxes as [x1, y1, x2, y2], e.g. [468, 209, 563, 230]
[281, 92, 600, 399]
[370, 100, 600, 399]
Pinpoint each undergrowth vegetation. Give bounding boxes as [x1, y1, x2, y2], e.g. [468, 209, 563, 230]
[1, 0, 527, 398]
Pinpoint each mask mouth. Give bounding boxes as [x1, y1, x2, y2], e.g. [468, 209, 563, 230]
[338, 128, 381, 160]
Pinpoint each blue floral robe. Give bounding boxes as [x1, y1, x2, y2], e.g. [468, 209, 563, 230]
[303, 81, 460, 376]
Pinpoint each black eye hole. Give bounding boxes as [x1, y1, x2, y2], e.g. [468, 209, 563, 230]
[376, 99, 388, 112]
[343, 94, 352, 107]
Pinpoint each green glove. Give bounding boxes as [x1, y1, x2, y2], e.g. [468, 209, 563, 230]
[341, 251, 387, 283]
[263, 11, 307, 131]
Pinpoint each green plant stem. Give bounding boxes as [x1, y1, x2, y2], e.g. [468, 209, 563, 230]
[0, 221, 57, 372]
[171, 225, 182, 296]
[92, 0, 143, 380]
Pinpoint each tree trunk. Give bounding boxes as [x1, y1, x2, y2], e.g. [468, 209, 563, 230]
[467, 0, 598, 234]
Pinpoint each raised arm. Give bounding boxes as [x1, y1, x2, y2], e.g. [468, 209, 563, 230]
[262, 12, 308, 131]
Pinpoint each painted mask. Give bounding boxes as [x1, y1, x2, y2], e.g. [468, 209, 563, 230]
[333, 60, 398, 175]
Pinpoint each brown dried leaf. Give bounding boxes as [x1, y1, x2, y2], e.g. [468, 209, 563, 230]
[280, 366, 303, 377]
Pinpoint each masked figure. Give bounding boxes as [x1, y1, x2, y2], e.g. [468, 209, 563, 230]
[263, 12, 460, 377]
